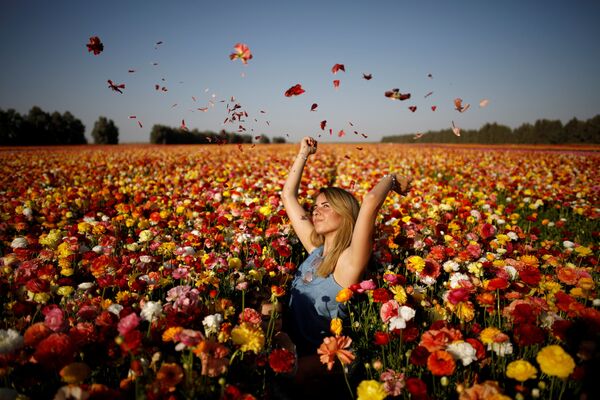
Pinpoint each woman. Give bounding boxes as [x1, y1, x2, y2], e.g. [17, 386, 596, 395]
[281, 136, 410, 385]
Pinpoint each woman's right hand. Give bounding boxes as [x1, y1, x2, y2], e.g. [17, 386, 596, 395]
[300, 136, 317, 158]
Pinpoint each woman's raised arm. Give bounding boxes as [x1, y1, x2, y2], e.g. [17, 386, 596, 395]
[343, 173, 411, 282]
[281, 137, 318, 253]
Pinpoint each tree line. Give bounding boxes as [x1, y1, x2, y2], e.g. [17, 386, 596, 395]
[382, 115, 600, 144]
[0, 107, 120, 145]
[149, 124, 286, 144]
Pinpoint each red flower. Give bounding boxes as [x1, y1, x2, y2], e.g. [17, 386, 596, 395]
[409, 345, 430, 366]
[120, 329, 142, 353]
[427, 350, 456, 376]
[268, 348, 295, 373]
[479, 223, 496, 239]
[466, 338, 486, 360]
[519, 266, 541, 286]
[34, 333, 74, 369]
[24, 322, 51, 347]
[406, 377, 428, 399]
[373, 331, 390, 346]
[229, 43, 253, 64]
[284, 84, 305, 97]
[447, 287, 471, 305]
[513, 323, 545, 346]
[487, 277, 509, 291]
[372, 288, 391, 303]
[86, 36, 104, 55]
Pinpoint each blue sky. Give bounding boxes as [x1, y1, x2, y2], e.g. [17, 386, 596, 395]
[1, 0, 599, 143]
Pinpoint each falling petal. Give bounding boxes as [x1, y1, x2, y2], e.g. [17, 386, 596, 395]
[424, 91, 433, 98]
[333, 80, 340, 89]
[310, 103, 318, 111]
[331, 64, 345, 74]
[451, 121, 461, 136]
[86, 36, 104, 55]
[409, 106, 417, 112]
[320, 120, 327, 130]
[431, 106, 437, 111]
[479, 99, 489, 108]
[284, 84, 305, 97]
[362, 73, 372, 80]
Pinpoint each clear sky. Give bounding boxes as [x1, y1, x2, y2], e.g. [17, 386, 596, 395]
[1, 0, 599, 143]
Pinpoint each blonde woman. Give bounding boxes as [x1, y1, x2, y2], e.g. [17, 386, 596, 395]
[281, 136, 410, 385]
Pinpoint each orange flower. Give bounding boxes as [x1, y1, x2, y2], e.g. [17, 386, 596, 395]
[427, 350, 456, 376]
[335, 288, 353, 303]
[317, 336, 355, 371]
[156, 362, 184, 390]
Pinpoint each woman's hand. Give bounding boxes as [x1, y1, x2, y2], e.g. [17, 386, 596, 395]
[391, 174, 411, 195]
[299, 136, 317, 158]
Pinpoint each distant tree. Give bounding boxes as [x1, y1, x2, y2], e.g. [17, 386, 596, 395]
[258, 135, 270, 144]
[92, 117, 119, 144]
[272, 137, 286, 143]
[0, 109, 25, 145]
[61, 111, 87, 144]
[27, 106, 51, 144]
[533, 119, 563, 144]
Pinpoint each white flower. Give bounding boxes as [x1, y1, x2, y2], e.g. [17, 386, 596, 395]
[446, 341, 477, 366]
[107, 304, 123, 316]
[398, 306, 415, 321]
[504, 265, 518, 280]
[388, 316, 406, 331]
[563, 241, 575, 249]
[140, 301, 163, 322]
[92, 245, 104, 253]
[388, 306, 415, 331]
[488, 341, 513, 357]
[10, 237, 28, 249]
[449, 273, 471, 289]
[0, 329, 24, 354]
[22, 207, 32, 218]
[202, 313, 223, 336]
[592, 299, 600, 307]
[77, 282, 94, 290]
[443, 260, 460, 273]
[139, 255, 153, 264]
[507, 231, 519, 241]
[138, 230, 154, 243]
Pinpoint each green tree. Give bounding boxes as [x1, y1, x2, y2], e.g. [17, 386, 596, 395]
[92, 117, 119, 144]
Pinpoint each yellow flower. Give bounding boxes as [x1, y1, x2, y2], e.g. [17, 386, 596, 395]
[60, 362, 91, 384]
[258, 205, 272, 216]
[506, 359, 537, 382]
[231, 323, 265, 353]
[536, 345, 575, 378]
[356, 380, 387, 400]
[574, 246, 592, 257]
[330, 318, 343, 336]
[336, 288, 353, 303]
[163, 326, 183, 342]
[479, 327, 502, 345]
[228, 257, 242, 269]
[406, 255, 425, 272]
[390, 285, 407, 305]
[453, 301, 475, 322]
[57, 286, 74, 297]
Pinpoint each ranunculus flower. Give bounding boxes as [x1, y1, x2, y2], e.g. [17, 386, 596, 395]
[356, 380, 387, 400]
[268, 348, 295, 374]
[0, 328, 24, 354]
[427, 350, 456, 376]
[231, 323, 265, 354]
[506, 359, 537, 382]
[118, 313, 140, 336]
[536, 345, 575, 378]
[317, 335, 355, 371]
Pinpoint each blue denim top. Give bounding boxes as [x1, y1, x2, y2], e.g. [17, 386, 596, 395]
[288, 246, 346, 355]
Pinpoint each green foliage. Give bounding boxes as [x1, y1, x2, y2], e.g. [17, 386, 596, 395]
[91, 116, 119, 144]
[383, 115, 600, 144]
[0, 107, 87, 145]
[149, 125, 284, 144]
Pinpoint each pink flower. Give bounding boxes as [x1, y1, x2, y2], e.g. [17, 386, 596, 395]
[117, 313, 140, 336]
[239, 308, 262, 325]
[356, 279, 377, 293]
[42, 305, 67, 332]
[380, 300, 399, 323]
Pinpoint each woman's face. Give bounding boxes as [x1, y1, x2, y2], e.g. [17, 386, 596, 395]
[312, 193, 343, 235]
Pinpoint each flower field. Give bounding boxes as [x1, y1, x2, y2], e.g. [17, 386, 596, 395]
[0, 143, 599, 400]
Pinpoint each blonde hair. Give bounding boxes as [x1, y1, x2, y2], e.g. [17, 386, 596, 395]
[310, 187, 360, 277]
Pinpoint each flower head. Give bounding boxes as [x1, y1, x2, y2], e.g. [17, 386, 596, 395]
[357, 380, 387, 400]
[536, 345, 575, 378]
[317, 335, 355, 371]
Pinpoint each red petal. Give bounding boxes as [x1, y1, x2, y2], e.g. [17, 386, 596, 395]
[331, 64, 345, 74]
[431, 106, 437, 111]
[320, 120, 327, 130]
[310, 103, 318, 111]
[333, 80, 340, 89]
[409, 106, 417, 112]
